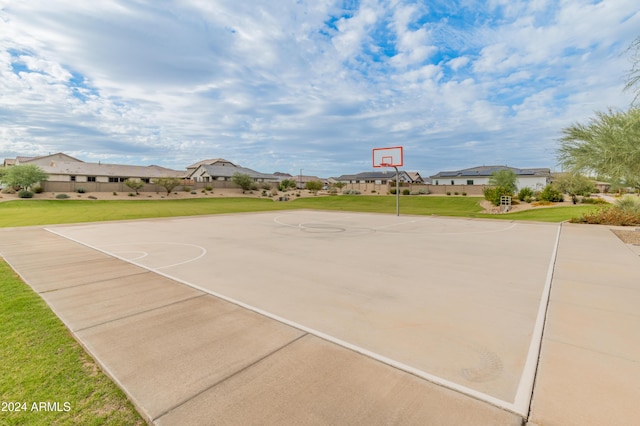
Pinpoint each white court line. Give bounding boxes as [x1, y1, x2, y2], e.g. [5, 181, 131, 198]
[97, 242, 207, 270]
[46, 222, 561, 417]
[512, 224, 562, 415]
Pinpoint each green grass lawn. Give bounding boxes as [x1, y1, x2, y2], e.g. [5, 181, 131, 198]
[0, 261, 145, 426]
[0, 195, 601, 227]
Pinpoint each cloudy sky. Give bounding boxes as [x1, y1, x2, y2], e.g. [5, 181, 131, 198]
[1, 1, 638, 177]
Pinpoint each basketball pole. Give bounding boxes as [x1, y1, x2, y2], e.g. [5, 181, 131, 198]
[393, 165, 399, 216]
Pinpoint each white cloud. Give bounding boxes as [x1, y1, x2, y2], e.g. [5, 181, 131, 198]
[0, 0, 638, 176]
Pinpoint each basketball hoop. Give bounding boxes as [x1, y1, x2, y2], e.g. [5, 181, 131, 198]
[372, 147, 404, 216]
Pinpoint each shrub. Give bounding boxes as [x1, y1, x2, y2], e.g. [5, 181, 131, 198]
[18, 190, 34, 198]
[537, 185, 564, 202]
[581, 197, 608, 204]
[446, 191, 451, 196]
[33, 186, 44, 193]
[55, 193, 70, 199]
[483, 186, 513, 206]
[518, 187, 534, 201]
[615, 196, 640, 215]
[342, 189, 361, 195]
[418, 188, 430, 195]
[204, 185, 213, 191]
[88, 195, 97, 200]
[190, 191, 197, 194]
[462, 192, 467, 196]
[183, 186, 191, 192]
[402, 189, 411, 195]
[113, 192, 117, 196]
[454, 192, 459, 195]
[389, 188, 397, 194]
[570, 205, 640, 226]
[76, 188, 86, 193]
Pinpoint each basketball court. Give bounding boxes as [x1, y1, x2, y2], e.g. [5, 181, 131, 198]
[47, 210, 561, 416]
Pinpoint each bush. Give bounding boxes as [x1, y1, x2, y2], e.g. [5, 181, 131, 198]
[418, 188, 430, 195]
[55, 193, 70, 199]
[518, 187, 534, 201]
[18, 190, 34, 198]
[389, 188, 397, 194]
[342, 189, 361, 195]
[402, 189, 411, 195]
[33, 186, 44, 193]
[615, 196, 640, 215]
[446, 191, 451, 196]
[76, 188, 86, 193]
[570, 205, 640, 226]
[538, 185, 564, 202]
[454, 192, 459, 195]
[483, 186, 512, 206]
[190, 191, 197, 194]
[204, 185, 213, 191]
[462, 192, 467, 196]
[581, 197, 608, 204]
[183, 186, 191, 192]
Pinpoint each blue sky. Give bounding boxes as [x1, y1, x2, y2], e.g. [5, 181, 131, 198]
[1, 1, 638, 177]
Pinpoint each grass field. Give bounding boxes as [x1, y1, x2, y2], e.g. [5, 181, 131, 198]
[0, 195, 600, 227]
[0, 261, 145, 426]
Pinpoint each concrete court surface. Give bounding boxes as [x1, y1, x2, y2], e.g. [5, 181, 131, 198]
[0, 211, 638, 425]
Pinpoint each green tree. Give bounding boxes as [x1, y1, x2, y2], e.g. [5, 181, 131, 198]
[1, 164, 48, 191]
[553, 173, 595, 198]
[278, 179, 297, 191]
[124, 178, 145, 195]
[625, 35, 640, 105]
[152, 177, 182, 195]
[305, 180, 323, 193]
[488, 169, 517, 194]
[231, 173, 254, 192]
[558, 108, 640, 191]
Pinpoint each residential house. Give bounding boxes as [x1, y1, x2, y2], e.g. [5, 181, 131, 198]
[187, 159, 278, 184]
[4, 153, 186, 192]
[430, 166, 551, 190]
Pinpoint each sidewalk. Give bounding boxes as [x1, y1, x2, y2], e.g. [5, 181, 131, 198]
[1, 223, 639, 425]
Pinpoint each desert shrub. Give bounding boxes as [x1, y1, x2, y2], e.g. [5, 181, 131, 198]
[418, 188, 430, 195]
[402, 189, 411, 195]
[532, 200, 553, 206]
[570, 206, 640, 226]
[410, 191, 420, 195]
[483, 186, 512, 206]
[454, 192, 459, 195]
[190, 191, 197, 194]
[204, 185, 213, 191]
[18, 190, 34, 198]
[112, 192, 117, 196]
[518, 187, 534, 201]
[389, 188, 397, 194]
[56, 193, 70, 199]
[446, 191, 451, 196]
[33, 186, 44, 193]
[76, 188, 86, 193]
[537, 185, 564, 202]
[183, 186, 191, 192]
[342, 189, 361, 195]
[1, 187, 16, 194]
[615, 196, 640, 215]
[328, 188, 338, 194]
[462, 192, 467, 196]
[128, 192, 135, 197]
[581, 197, 608, 204]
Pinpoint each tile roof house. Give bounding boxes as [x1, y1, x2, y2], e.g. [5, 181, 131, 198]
[335, 171, 414, 185]
[430, 166, 551, 190]
[3, 152, 186, 192]
[187, 160, 278, 183]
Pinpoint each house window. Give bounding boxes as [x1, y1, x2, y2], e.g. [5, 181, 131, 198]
[141, 178, 150, 183]
[451, 180, 454, 185]
[109, 177, 119, 183]
[435, 180, 439, 185]
[70, 176, 76, 182]
[467, 180, 474, 185]
[87, 176, 96, 182]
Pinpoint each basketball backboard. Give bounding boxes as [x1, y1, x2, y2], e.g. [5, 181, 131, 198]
[372, 146, 403, 168]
